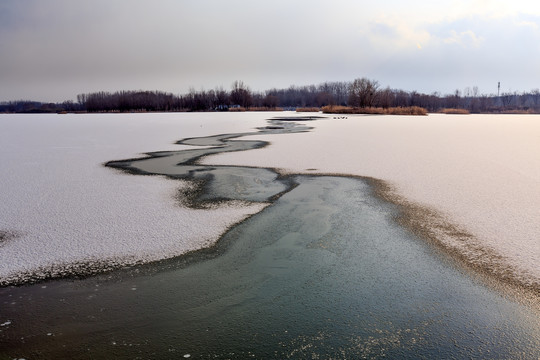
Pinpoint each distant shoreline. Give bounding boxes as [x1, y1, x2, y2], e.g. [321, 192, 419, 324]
[3, 108, 540, 115]
[3, 78, 540, 114]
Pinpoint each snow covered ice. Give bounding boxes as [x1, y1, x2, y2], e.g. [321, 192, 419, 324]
[1, 112, 539, 292]
[205, 113, 540, 290]
[0, 113, 269, 284]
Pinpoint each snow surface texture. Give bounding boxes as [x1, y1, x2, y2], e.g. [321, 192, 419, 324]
[2, 112, 539, 290]
[204, 114, 540, 289]
[0, 113, 270, 284]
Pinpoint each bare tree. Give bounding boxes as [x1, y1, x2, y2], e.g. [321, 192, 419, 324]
[375, 87, 393, 108]
[315, 92, 334, 107]
[263, 94, 279, 108]
[468, 86, 480, 113]
[500, 92, 515, 109]
[230, 80, 252, 108]
[213, 87, 229, 110]
[530, 89, 540, 110]
[348, 78, 380, 108]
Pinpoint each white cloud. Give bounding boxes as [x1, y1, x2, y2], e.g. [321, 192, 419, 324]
[515, 19, 540, 29]
[442, 30, 484, 47]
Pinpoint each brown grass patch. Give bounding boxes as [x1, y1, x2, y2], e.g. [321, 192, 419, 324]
[248, 107, 284, 112]
[228, 107, 246, 112]
[439, 108, 470, 114]
[386, 106, 428, 115]
[296, 107, 321, 112]
[498, 109, 539, 114]
[322, 105, 427, 116]
[320, 105, 351, 114]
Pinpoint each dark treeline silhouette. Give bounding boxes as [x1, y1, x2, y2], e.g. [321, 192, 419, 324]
[2, 79, 540, 113]
[264, 81, 350, 108]
[0, 100, 80, 113]
[79, 91, 179, 112]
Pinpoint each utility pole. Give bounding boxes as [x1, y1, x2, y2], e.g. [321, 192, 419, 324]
[498, 82, 500, 97]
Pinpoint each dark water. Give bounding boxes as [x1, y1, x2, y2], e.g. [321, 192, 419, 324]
[105, 119, 312, 205]
[0, 119, 538, 359]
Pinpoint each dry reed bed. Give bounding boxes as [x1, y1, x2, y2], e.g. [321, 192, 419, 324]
[296, 107, 321, 112]
[322, 105, 428, 116]
[496, 109, 539, 114]
[248, 107, 284, 112]
[229, 107, 283, 112]
[439, 108, 470, 114]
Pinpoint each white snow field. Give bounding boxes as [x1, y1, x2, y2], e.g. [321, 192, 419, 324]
[0, 112, 271, 284]
[205, 113, 540, 289]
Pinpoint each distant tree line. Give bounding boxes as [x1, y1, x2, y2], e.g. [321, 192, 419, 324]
[2, 79, 540, 113]
[0, 100, 80, 113]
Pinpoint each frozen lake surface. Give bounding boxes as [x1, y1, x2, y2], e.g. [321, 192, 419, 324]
[207, 113, 540, 292]
[0, 112, 539, 358]
[2, 113, 538, 291]
[0, 113, 271, 284]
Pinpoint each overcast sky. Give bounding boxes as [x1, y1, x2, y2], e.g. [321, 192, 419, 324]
[1, 0, 539, 102]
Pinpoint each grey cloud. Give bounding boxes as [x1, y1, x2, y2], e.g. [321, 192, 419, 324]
[1, 1, 539, 101]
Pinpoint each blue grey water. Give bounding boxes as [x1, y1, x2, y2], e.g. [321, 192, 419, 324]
[0, 119, 538, 359]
